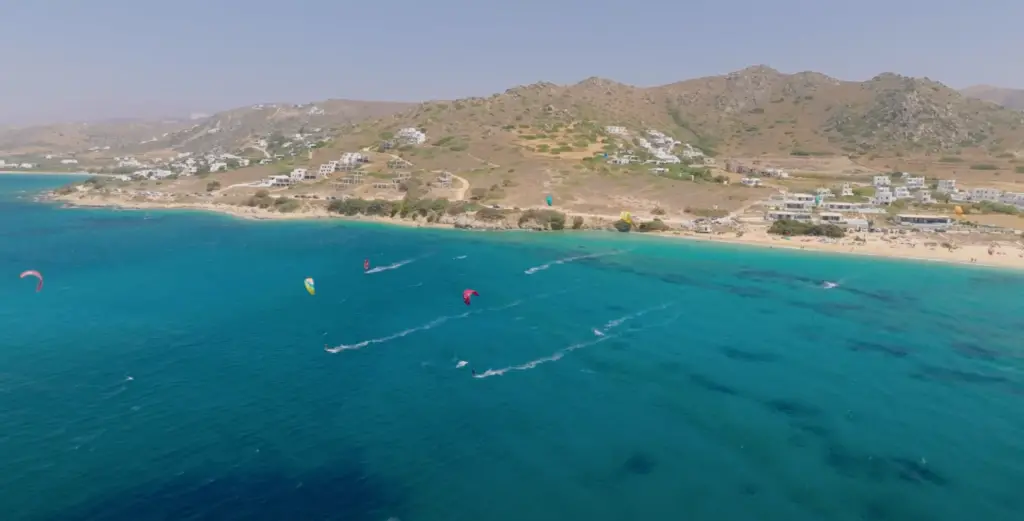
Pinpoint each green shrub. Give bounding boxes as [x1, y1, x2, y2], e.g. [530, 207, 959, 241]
[475, 207, 506, 221]
[518, 209, 566, 230]
[970, 164, 998, 170]
[637, 219, 669, 232]
[768, 219, 844, 238]
[206, 180, 221, 192]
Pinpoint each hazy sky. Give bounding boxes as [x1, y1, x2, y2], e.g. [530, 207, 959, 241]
[1, 0, 1020, 125]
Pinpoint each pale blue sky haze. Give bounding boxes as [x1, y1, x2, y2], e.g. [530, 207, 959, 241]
[1, 0, 1019, 125]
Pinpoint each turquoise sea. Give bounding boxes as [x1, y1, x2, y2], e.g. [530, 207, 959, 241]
[2, 174, 1023, 521]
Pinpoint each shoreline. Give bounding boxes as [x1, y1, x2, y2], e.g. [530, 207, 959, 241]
[46, 192, 1024, 271]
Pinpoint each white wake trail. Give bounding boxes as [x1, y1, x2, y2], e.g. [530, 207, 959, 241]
[473, 303, 674, 378]
[365, 259, 415, 274]
[524, 250, 623, 275]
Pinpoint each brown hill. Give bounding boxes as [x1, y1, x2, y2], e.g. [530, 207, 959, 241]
[961, 85, 1024, 111]
[0, 99, 413, 158]
[333, 66, 1024, 157]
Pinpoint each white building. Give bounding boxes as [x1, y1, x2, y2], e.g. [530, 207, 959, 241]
[936, 179, 957, 193]
[999, 192, 1024, 207]
[893, 186, 912, 199]
[396, 127, 427, 145]
[339, 152, 366, 166]
[271, 175, 294, 186]
[839, 183, 854, 197]
[740, 177, 761, 187]
[290, 168, 308, 181]
[814, 187, 834, 199]
[970, 187, 1002, 202]
[679, 144, 704, 159]
[904, 176, 926, 190]
[317, 164, 334, 177]
[872, 187, 894, 205]
[209, 162, 227, 172]
[872, 175, 891, 187]
[605, 126, 628, 136]
[60, 159, 79, 165]
[915, 191, 935, 204]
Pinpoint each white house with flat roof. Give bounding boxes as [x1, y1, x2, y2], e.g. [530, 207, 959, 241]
[839, 183, 854, 197]
[937, 179, 956, 193]
[970, 187, 1002, 202]
[290, 168, 308, 180]
[873, 175, 891, 187]
[872, 187, 893, 205]
[318, 164, 334, 177]
[904, 176, 926, 190]
[893, 186, 912, 199]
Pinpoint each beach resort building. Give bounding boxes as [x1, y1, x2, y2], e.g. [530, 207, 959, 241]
[936, 179, 957, 193]
[894, 214, 953, 229]
[765, 211, 812, 222]
[822, 201, 861, 212]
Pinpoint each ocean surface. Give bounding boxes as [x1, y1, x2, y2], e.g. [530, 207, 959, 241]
[2, 174, 1023, 521]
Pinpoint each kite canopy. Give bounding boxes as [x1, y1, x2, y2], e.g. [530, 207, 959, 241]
[20, 270, 43, 292]
[545, 194, 553, 206]
[462, 289, 479, 305]
[304, 277, 315, 296]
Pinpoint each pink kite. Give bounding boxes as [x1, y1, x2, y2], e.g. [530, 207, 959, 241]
[463, 289, 479, 306]
[20, 270, 43, 292]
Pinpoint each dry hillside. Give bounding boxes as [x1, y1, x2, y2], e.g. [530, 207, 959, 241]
[0, 99, 412, 158]
[327, 65, 1024, 160]
[961, 85, 1024, 111]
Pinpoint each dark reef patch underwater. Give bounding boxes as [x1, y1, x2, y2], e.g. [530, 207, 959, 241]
[1, 174, 1023, 521]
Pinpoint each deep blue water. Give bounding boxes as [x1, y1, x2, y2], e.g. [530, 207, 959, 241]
[2, 174, 1023, 521]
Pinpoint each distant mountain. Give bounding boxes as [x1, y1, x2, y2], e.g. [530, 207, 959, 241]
[0, 100, 414, 158]
[960, 85, 1024, 110]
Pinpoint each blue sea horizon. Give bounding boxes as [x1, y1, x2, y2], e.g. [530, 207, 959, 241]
[2, 174, 1022, 521]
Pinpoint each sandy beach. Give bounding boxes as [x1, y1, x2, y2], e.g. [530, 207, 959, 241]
[48, 192, 1024, 270]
